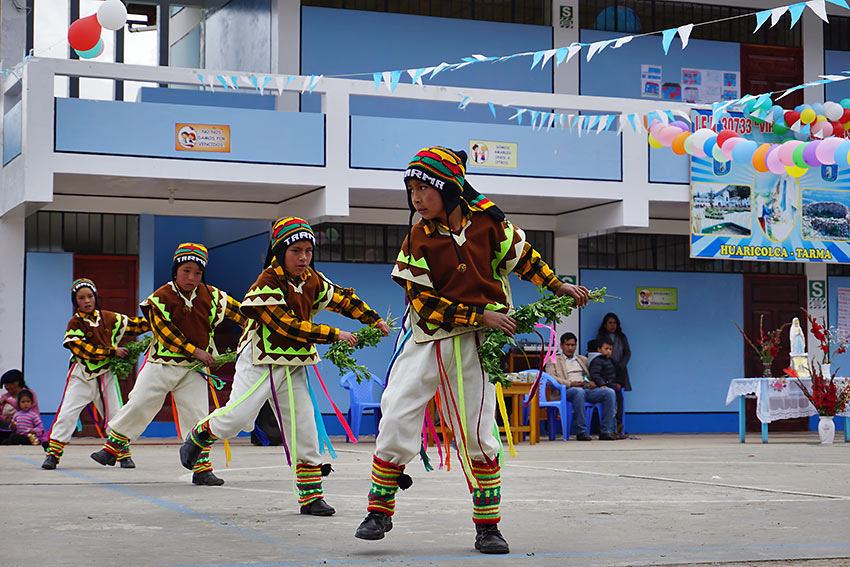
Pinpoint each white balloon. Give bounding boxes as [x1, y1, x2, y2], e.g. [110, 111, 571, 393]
[97, 0, 128, 31]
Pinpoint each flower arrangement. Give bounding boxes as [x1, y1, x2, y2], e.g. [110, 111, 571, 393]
[806, 314, 849, 366]
[733, 315, 789, 364]
[784, 364, 850, 416]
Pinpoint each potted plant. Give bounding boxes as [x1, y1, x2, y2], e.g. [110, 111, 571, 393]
[734, 315, 788, 377]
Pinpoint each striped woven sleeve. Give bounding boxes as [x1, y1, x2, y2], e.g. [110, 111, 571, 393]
[222, 292, 249, 328]
[255, 304, 340, 344]
[65, 340, 115, 361]
[148, 309, 198, 357]
[125, 316, 151, 337]
[323, 285, 382, 326]
[512, 241, 563, 293]
[405, 280, 483, 331]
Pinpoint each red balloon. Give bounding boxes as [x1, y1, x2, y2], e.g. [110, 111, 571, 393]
[784, 110, 801, 126]
[68, 14, 102, 52]
[716, 129, 737, 148]
[831, 121, 844, 137]
[842, 109, 850, 123]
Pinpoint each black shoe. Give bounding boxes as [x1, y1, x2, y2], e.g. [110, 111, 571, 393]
[355, 511, 393, 540]
[119, 457, 136, 469]
[300, 498, 336, 516]
[41, 455, 58, 470]
[192, 470, 225, 486]
[575, 433, 592, 441]
[599, 432, 619, 440]
[180, 434, 204, 471]
[475, 524, 510, 554]
[90, 449, 117, 466]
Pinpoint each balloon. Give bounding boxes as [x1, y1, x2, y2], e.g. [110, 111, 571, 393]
[720, 137, 743, 160]
[670, 120, 690, 132]
[842, 109, 850, 123]
[800, 108, 816, 124]
[766, 145, 785, 174]
[794, 123, 811, 141]
[671, 131, 690, 155]
[648, 133, 663, 149]
[732, 140, 758, 163]
[772, 122, 789, 136]
[771, 105, 785, 122]
[712, 143, 728, 163]
[74, 38, 103, 59]
[792, 143, 808, 168]
[744, 99, 758, 114]
[756, 97, 773, 111]
[830, 121, 845, 138]
[716, 129, 737, 148]
[811, 121, 833, 139]
[702, 135, 718, 157]
[815, 115, 827, 124]
[97, 0, 128, 31]
[812, 102, 826, 116]
[68, 14, 102, 52]
[794, 104, 806, 113]
[816, 137, 844, 165]
[778, 140, 803, 166]
[684, 135, 695, 155]
[658, 126, 680, 146]
[784, 110, 801, 126]
[803, 140, 822, 167]
[834, 140, 850, 168]
[752, 143, 771, 172]
[785, 165, 808, 178]
[842, 98, 850, 110]
[825, 101, 844, 122]
[650, 122, 664, 139]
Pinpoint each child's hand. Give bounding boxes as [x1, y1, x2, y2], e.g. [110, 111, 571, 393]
[338, 331, 358, 347]
[557, 283, 590, 307]
[375, 321, 391, 337]
[115, 347, 130, 359]
[480, 311, 517, 336]
[193, 349, 216, 367]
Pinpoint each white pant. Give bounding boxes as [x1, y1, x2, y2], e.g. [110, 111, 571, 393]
[376, 330, 500, 466]
[50, 364, 125, 443]
[108, 360, 209, 442]
[205, 347, 321, 466]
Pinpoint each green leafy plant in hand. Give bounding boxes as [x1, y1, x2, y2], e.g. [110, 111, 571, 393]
[187, 349, 238, 372]
[108, 335, 152, 380]
[478, 287, 607, 387]
[325, 319, 398, 383]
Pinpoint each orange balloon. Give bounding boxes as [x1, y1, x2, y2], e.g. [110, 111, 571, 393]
[751, 143, 771, 173]
[671, 131, 690, 155]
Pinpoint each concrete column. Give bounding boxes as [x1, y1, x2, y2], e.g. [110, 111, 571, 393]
[271, 0, 301, 111]
[0, 217, 25, 372]
[805, 262, 827, 368]
[138, 214, 155, 311]
[552, 0, 579, 97]
[802, 12, 825, 105]
[554, 234, 580, 344]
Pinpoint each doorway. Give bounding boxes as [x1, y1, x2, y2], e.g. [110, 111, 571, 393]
[743, 274, 807, 432]
[740, 45, 804, 109]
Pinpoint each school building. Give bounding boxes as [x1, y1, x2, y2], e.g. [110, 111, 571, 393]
[2, 0, 849, 436]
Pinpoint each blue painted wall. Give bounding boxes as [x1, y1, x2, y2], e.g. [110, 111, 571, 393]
[139, 87, 276, 110]
[579, 270, 744, 428]
[23, 252, 75, 413]
[825, 51, 850, 102]
[352, 115, 622, 181]
[54, 98, 325, 165]
[301, 6, 553, 123]
[827, 275, 850, 372]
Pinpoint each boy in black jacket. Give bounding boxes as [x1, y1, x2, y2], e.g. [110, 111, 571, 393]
[586, 338, 620, 440]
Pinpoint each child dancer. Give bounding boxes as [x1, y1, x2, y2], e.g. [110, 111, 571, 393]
[354, 147, 589, 553]
[1, 390, 46, 445]
[90, 243, 247, 486]
[42, 278, 150, 469]
[180, 217, 389, 514]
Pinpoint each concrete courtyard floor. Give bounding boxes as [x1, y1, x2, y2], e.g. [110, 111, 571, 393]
[2, 432, 849, 567]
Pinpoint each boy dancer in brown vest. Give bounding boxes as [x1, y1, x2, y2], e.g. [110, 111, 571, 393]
[354, 147, 589, 553]
[90, 243, 247, 485]
[180, 217, 389, 514]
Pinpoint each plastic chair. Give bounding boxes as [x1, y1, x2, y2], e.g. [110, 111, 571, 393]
[585, 402, 604, 434]
[520, 371, 572, 441]
[339, 371, 384, 441]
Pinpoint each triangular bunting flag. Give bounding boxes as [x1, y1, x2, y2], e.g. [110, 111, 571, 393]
[389, 70, 402, 93]
[586, 41, 607, 62]
[488, 102, 497, 118]
[566, 43, 582, 64]
[541, 49, 557, 68]
[627, 114, 638, 133]
[276, 76, 286, 95]
[458, 96, 470, 110]
[260, 77, 271, 95]
[531, 51, 545, 69]
[546, 113, 556, 131]
[567, 115, 576, 132]
[614, 36, 634, 48]
[373, 72, 382, 91]
[754, 10, 771, 32]
[196, 73, 205, 87]
[538, 112, 550, 130]
[216, 75, 229, 90]
[229, 76, 240, 90]
[770, 6, 788, 27]
[788, 3, 806, 27]
[677, 24, 694, 49]
[249, 76, 259, 93]
[555, 46, 570, 66]
[588, 115, 600, 131]
[529, 110, 540, 127]
[381, 71, 392, 92]
[827, 0, 850, 8]
[596, 115, 608, 133]
[558, 114, 566, 129]
[430, 62, 450, 79]
[807, 0, 828, 23]
[661, 28, 677, 54]
[576, 115, 585, 136]
[308, 75, 322, 94]
[408, 68, 427, 85]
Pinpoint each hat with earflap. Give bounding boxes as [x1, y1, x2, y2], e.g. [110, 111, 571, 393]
[70, 278, 99, 310]
[171, 243, 209, 281]
[264, 217, 316, 268]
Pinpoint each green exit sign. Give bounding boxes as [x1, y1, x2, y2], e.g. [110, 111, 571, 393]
[558, 274, 577, 284]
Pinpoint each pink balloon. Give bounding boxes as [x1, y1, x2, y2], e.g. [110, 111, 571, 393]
[812, 121, 833, 139]
[765, 145, 785, 175]
[658, 126, 680, 146]
[816, 136, 844, 165]
[720, 137, 743, 160]
[777, 140, 803, 166]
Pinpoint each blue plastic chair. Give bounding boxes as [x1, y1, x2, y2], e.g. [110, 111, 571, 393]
[339, 371, 384, 441]
[521, 371, 572, 441]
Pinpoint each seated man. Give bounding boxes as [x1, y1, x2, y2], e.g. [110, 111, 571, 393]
[544, 333, 618, 441]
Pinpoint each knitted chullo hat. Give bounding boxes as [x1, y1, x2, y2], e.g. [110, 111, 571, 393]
[265, 217, 316, 268]
[171, 243, 208, 280]
[70, 278, 99, 309]
[403, 146, 505, 271]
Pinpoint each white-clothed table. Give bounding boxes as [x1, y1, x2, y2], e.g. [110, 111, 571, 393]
[725, 378, 850, 423]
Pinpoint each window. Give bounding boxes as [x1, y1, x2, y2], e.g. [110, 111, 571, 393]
[25, 212, 140, 255]
[302, 0, 552, 25]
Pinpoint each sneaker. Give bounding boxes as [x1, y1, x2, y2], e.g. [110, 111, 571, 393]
[598, 432, 619, 440]
[41, 454, 59, 470]
[575, 433, 592, 441]
[179, 434, 204, 471]
[119, 457, 136, 469]
[355, 511, 393, 540]
[300, 498, 335, 516]
[192, 470, 225, 486]
[474, 524, 510, 554]
[90, 449, 117, 466]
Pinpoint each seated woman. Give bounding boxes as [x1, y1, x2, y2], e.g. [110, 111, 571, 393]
[0, 370, 40, 429]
